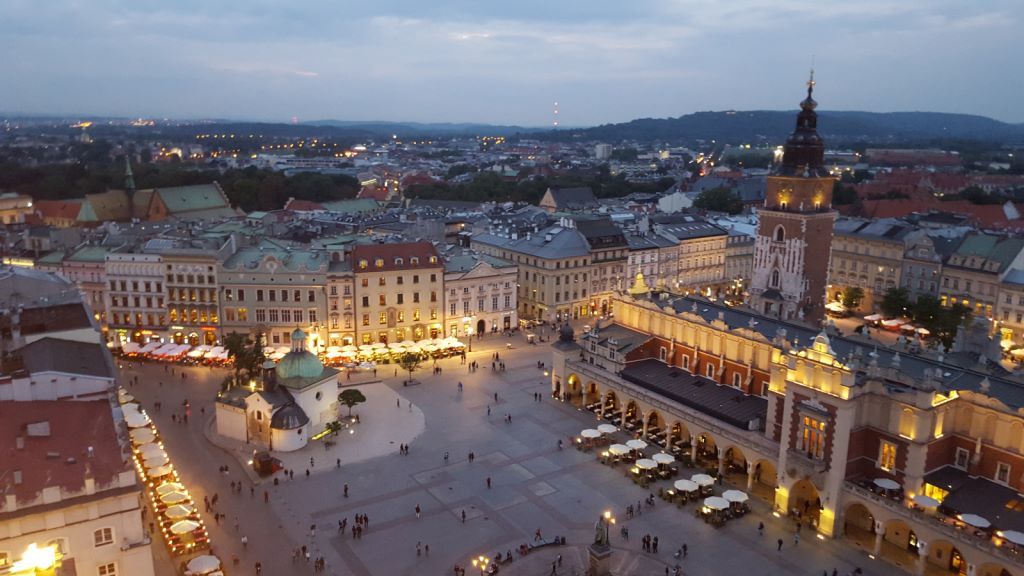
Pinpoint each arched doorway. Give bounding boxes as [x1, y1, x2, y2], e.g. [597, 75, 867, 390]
[187, 332, 200, 346]
[204, 331, 216, 345]
[669, 421, 689, 451]
[602, 392, 619, 422]
[645, 411, 665, 443]
[565, 374, 581, 406]
[477, 319, 486, 335]
[750, 459, 776, 500]
[624, 401, 641, 432]
[789, 479, 822, 527]
[695, 433, 717, 469]
[925, 540, 966, 575]
[842, 503, 875, 550]
[584, 382, 601, 408]
[878, 519, 918, 571]
[721, 445, 747, 483]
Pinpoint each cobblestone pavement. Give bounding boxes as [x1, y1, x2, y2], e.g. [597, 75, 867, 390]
[122, 332, 892, 576]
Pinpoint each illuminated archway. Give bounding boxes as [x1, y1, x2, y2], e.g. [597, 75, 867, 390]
[842, 503, 875, 550]
[789, 479, 821, 526]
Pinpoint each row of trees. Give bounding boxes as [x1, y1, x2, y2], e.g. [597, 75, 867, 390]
[406, 170, 675, 204]
[843, 287, 972, 348]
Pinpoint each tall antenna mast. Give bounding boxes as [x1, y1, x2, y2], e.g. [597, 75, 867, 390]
[552, 101, 560, 128]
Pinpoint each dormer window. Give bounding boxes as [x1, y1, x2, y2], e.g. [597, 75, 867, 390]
[394, 257, 404, 266]
[358, 259, 368, 269]
[429, 256, 438, 264]
[410, 257, 420, 265]
[375, 258, 384, 268]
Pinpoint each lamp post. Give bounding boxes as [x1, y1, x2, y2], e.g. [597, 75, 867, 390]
[471, 554, 489, 576]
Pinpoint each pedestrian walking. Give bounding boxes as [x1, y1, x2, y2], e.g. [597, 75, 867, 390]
[415, 504, 421, 518]
[444, 451, 449, 463]
[486, 477, 491, 489]
[416, 542, 422, 556]
[461, 509, 466, 523]
[758, 521, 764, 536]
[777, 538, 783, 551]
[653, 536, 659, 553]
[344, 483, 349, 497]
[682, 543, 686, 558]
[255, 561, 262, 574]
[794, 532, 800, 546]
[241, 535, 248, 549]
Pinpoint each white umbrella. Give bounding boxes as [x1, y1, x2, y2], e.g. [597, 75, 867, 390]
[423, 345, 438, 352]
[580, 429, 601, 439]
[372, 342, 387, 349]
[704, 496, 730, 511]
[125, 411, 151, 428]
[147, 465, 174, 478]
[160, 490, 189, 504]
[723, 489, 749, 503]
[187, 555, 221, 575]
[121, 402, 140, 413]
[1001, 530, 1024, 546]
[874, 478, 900, 491]
[262, 346, 276, 355]
[341, 344, 359, 352]
[327, 346, 342, 353]
[652, 453, 675, 465]
[400, 340, 416, 348]
[358, 344, 374, 352]
[674, 479, 699, 492]
[139, 443, 164, 457]
[608, 444, 630, 456]
[913, 494, 940, 508]
[156, 481, 185, 496]
[326, 351, 343, 359]
[863, 314, 882, 322]
[635, 458, 658, 470]
[275, 346, 290, 354]
[170, 519, 201, 535]
[144, 453, 170, 468]
[597, 424, 617, 434]
[691, 474, 715, 487]
[960, 514, 990, 529]
[387, 342, 404, 349]
[130, 428, 155, 445]
[626, 439, 647, 451]
[269, 352, 286, 361]
[119, 393, 135, 404]
[165, 503, 194, 519]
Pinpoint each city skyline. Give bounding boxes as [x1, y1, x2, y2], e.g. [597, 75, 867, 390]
[3, 0, 1023, 125]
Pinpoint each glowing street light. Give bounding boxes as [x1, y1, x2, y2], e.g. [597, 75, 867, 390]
[470, 554, 490, 575]
[11, 543, 60, 574]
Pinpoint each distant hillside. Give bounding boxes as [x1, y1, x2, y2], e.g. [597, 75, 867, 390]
[537, 111, 1024, 145]
[304, 119, 542, 137]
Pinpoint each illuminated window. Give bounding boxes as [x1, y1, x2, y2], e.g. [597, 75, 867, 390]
[413, 309, 420, 321]
[379, 312, 387, 325]
[800, 415, 826, 459]
[362, 314, 370, 326]
[375, 258, 384, 268]
[878, 440, 897, 472]
[358, 259, 368, 269]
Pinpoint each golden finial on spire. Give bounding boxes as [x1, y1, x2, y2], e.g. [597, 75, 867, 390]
[807, 68, 816, 92]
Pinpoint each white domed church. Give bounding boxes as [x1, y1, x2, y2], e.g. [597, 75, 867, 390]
[216, 328, 340, 452]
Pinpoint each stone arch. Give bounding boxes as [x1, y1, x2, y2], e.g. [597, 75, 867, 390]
[842, 503, 875, 550]
[788, 478, 822, 526]
[720, 444, 748, 483]
[669, 421, 689, 448]
[977, 563, 1013, 576]
[925, 539, 967, 576]
[584, 381, 601, 407]
[749, 459, 777, 500]
[644, 410, 665, 439]
[878, 518, 920, 571]
[774, 224, 785, 242]
[694, 431, 718, 468]
[624, 400, 642, 429]
[602, 391, 619, 420]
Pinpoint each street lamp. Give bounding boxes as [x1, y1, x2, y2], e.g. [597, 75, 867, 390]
[471, 554, 490, 575]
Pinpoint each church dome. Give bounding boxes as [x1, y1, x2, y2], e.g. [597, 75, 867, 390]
[274, 328, 324, 379]
[559, 323, 575, 342]
[270, 403, 309, 430]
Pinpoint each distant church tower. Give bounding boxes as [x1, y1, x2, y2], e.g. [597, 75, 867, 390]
[748, 72, 836, 324]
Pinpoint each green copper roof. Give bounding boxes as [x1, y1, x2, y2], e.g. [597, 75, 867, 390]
[276, 350, 325, 380]
[157, 184, 231, 213]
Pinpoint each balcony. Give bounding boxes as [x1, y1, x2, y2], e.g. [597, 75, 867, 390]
[786, 449, 829, 487]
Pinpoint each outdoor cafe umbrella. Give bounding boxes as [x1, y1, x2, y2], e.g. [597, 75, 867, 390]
[400, 340, 416, 348]
[674, 479, 699, 492]
[580, 429, 601, 439]
[165, 504, 194, 519]
[130, 428, 156, 444]
[139, 443, 165, 457]
[170, 519, 201, 535]
[873, 478, 900, 491]
[160, 490, 190, 504]
[186, 555, 221, 575]
[119, 393, 135, 404]
[723, 490, 749, 503]
[156, 482, 185, 496]
[144, 453, 170, 468]
[913, 494, 940, 508]
[372, 342, 387, 349]
[652, 453, 675, 465]
[608, 444, 630, 456]
[125, 411, 151, 428]
[636, 458, 658, 470]
[691, 474, 715, 487]
[704, 496, 730, 511]
[1001, 530, 1024, 546]
[147, 464, 174, 478]
[341, 345, 358, 352]
[626, 439, 648, 451]
[960, 514, 991, 529]
[597, 424, 617, 434]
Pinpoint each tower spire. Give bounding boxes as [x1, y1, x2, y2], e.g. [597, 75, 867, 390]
[124, 155, 136, 193]
[807, 68, 815, 97]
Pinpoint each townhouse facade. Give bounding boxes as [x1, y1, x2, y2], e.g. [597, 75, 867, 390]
[351, 242, 445, 344]
[443, 253, 518, 337]
[827, 219, 917, 311]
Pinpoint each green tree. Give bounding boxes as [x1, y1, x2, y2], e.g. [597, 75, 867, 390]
[832, 181, 858, 205]
[223, 331, 264, 387]
[397, 352, 423, 384]
[880, 287, 911, 318]
[338, 389, 367, 416]
[693, 186, 743, 214]
[841, 287, 865, 309]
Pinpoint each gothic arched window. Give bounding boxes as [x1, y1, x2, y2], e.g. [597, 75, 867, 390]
[774, 225, 785, 242]
[770, 269, 780, 289]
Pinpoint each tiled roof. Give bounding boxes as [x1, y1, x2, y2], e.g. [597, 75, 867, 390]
[155, 183, 232, 214]
[545, 187, 597, 208]
[0, 400, 127, 504]
[472, 226, 591, 259]
[352, 241, 441, 272]
[18, 337, 115, 379]
[34, 200, 83, 221]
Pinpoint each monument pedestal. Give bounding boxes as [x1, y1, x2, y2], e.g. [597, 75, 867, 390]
[587, 543, 612, 576]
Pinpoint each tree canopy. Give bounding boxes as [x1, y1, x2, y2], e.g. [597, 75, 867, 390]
[693, 186, 743, 214]
[338, 389, 367, 416]
[841, 287, 865, 309]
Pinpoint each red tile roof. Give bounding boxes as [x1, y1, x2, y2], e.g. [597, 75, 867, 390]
[351, 241, 441, 272]
[0, 400, 127, 504]
[283, 199, 324, 212]
[357, 184, 390, 201]
[34, 200, 83, 222]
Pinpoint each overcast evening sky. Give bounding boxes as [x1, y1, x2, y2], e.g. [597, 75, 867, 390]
[3, 0, 1022, 126]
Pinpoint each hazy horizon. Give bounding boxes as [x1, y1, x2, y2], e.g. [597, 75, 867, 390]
[4, 1, 1022, 125]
